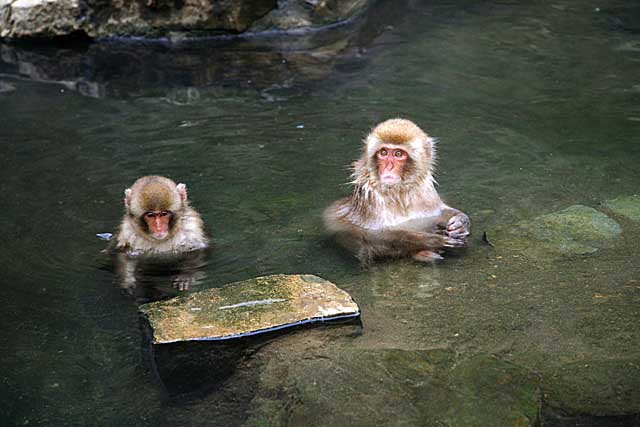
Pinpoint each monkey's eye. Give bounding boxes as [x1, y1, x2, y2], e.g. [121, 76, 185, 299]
[379, 149, 388, 157]
[394, 150, 406, 159]
[145, 212, 156, 219]
[160, 211, 170, 217]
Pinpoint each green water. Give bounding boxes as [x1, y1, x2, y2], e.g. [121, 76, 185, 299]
[1, 0, 639, 425]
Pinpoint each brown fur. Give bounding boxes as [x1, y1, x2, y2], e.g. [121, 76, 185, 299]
[371, 118, 428, 146]
[140, 183, 173, 211]
[111, 175, 210, 296]
[115, 176, 209, 255]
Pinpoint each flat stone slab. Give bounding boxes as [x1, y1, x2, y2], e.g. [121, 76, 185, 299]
[139, 274, 360, 344]
[486, 205, 621, 260]
[602, 195, 640, 221]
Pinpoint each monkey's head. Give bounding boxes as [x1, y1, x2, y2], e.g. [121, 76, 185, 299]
[124, 176, 188, 241]
[363, 118, 436, 188]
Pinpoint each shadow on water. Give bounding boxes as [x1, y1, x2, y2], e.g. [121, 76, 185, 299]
[142, 318, 363, 402]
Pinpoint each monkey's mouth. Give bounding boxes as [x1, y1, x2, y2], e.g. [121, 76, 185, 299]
[151, 231, 169, 240]
[380, 174, 402, 185]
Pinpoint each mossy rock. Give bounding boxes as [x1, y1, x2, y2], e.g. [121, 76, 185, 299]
[140, 274, 359, 344]
[543, 358, 640, 416]
[486, 205, 621, 260]
[602, 195, 640, 221]
[245, 350, 540, 427]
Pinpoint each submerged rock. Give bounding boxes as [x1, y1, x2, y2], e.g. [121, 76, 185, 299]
[246, 349, 540, 426]
[486, 205, 621, 260]
[602, 195, 640, 222]
[139, 274, 359, 344]
[543, 358, 640, 416]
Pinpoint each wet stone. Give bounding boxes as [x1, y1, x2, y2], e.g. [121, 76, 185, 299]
[486, 205, 621, 260]
[245, 350, 540, 426]
[602, 195, 640, 222]
[543, 358, 640, 416]
[0, 0, 373, 39]
[139, 274, 360, 344]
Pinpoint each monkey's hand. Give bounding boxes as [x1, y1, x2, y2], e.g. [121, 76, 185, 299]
[446, 212, 470, 241]
[423, 232, 466, 249]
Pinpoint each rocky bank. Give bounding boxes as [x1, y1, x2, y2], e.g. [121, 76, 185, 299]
[0, 0, 372, 39]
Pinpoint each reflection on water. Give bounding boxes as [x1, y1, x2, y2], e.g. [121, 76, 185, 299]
[1, 0, 640, 425]
[0, 2, 394, 100]
[112, 249, 210, 304]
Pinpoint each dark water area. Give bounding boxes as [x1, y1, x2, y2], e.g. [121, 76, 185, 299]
[1, 0, 639, 425]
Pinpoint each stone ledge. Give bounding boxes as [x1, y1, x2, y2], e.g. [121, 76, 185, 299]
[140, 274, 360, 344]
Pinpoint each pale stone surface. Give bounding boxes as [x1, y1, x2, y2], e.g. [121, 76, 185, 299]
[92, 0, 277, 38]
[1, 0, 82, 38]
[0, 0, 277, 38]
[15, 0, 60, 6]
[0, 0, 373, 39]
[140, 274, 360, 344]
[486, 205, 621, 260]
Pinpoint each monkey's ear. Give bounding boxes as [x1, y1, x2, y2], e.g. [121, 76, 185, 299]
[177, 183, 188, 203]
[124, 188, 132, 208]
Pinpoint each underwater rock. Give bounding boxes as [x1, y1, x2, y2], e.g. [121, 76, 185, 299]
[246, 349, 540, 426]
[139, 274, 360, 344]
[486, 205, 621, 260]
[0, 0, 373, 39]
[602, 195, 640, 222]
[543, 358, 640, 416]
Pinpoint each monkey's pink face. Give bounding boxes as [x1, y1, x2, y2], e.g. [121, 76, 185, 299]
[144, 210, 172, 240]
[376, 146, 408, 185]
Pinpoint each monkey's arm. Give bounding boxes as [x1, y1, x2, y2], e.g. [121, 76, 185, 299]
[171, 249, 208, 291]
[327, 212, 463, 263]
[361, 227, 461, 250]
[113, 251, 138, 292]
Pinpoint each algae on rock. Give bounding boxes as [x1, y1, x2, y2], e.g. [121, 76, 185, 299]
[140, 274, 360, 344]
[543, 358, 640, 416]
[245, 349, 540, 427]
[486, 205, 621, 261]
[602, 195, 640, 222]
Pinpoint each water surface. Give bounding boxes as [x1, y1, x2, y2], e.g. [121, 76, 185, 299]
[1, 0, 639, 425]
